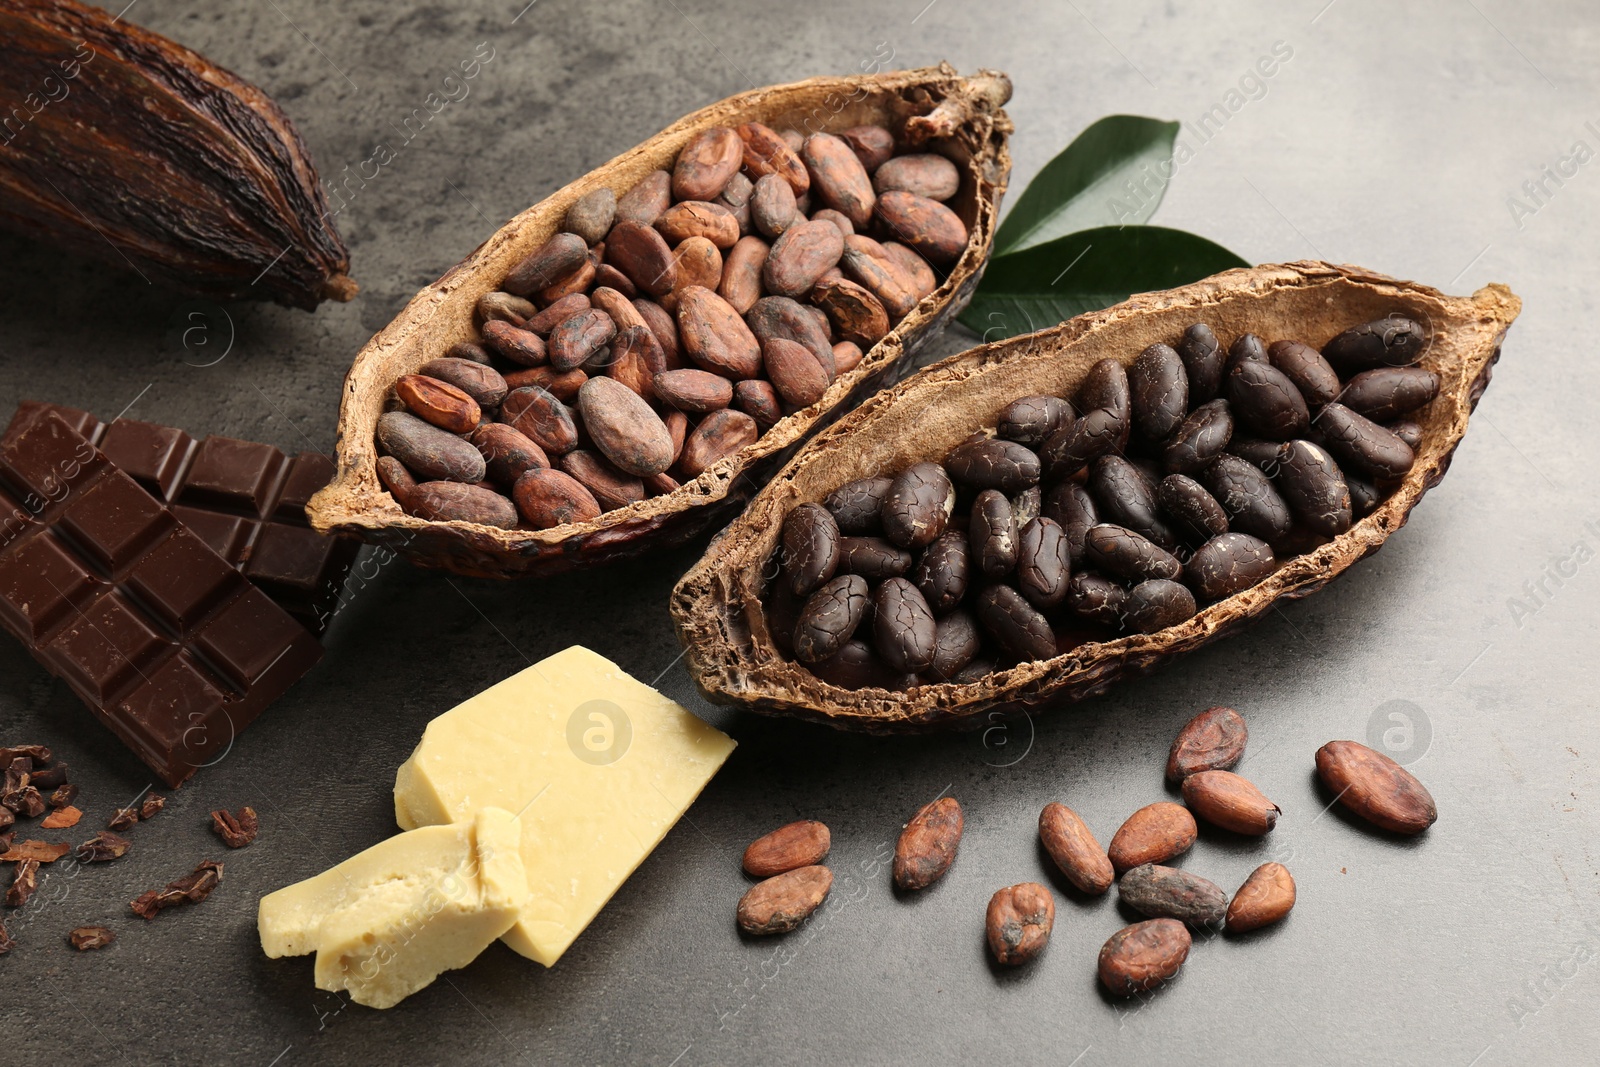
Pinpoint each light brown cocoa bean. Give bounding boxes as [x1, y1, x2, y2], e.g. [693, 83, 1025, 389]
[1038, 802, 1114, 894]
[502, 232, 588, 297]
[653, 369, 734, 413]
[841, 244, 919, 319]
[673, 127, 743, 202]
[1107, 802, 1196, 872]
[840, 125, 894, 172]
[476, 290, 534, 325]
[802, 132, 876, 227]
[504, 366, 588, 402]
[1166, 705, 1248, 781]
[590, 286, 648, 335]
[471, 423, 548, 485]
[763, 338, 831, 408]
[737, 121, 810, 194]
[1098, 919, 1191, 996]
[667, 236, 724, 297]
[742, 820, 831, 877]
[607, 325, 661, 399]
[1118, 863, 1228, 928]
[376, 455, 417, 502]
[811, 208, 854, 236]
[893, 796, 962, 890]
[645, 471, 680, 496]
[376, 411, 485, 482]
[736, 865, 832, 935]
[677, 286, 762, 379]
[1181, 770, 1280, 835]
[615, 169, 671, 227]
[832, 341, 863, 375]
[446, 341, 493, 365]
[986, 882, 1054, 965]
[577, 376, 675, 477]
[524, 292, 592, 336]
[501, 385, 579, 456]
[763, 219, 845, 299]
[511, 468, 601, 528]
[734, 379, 782, 429]
[633, 298, 683, 369]
[719, 235, 769, 314]
[481, 320, 547, 367]
[679, 408, 758, 477]
[655, 201, 740, 249]
[875, 191, 967, 266]
[591, 263, 638, 298]
[606, 221, 677, 297]
[547, 308, 617, 372]
[559, 449, 645, 511]
[419, 358, 509, 408]
[404, 481, 518, 527]
[751, 173, 798, 239]
[1226, 862, 1296, 933]
[540, 254, 596, 304]
[811, 277, 890, 348]
[394, 374, 481, 434]
[873, 153, 961, 200]
[746, 295, 834, 373]
[563, 187, 615, 245]
[663, 408, 689, 462]
[1315, 740, 1438, 834]
[882, 241, 937, 298]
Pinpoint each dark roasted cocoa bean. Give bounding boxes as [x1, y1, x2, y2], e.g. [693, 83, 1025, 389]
[615, 169, 672, 227]
[802, 132, 876, 228]
[743, 819, 831, 877]
[1388, 419, 1423, 451]
[1043, 482, 1098, 565]
[1315, 402, 1415, 479]
[1182, 769, 1280, 834]
[945, 438, 1041, 493]
[1228, 332, 1269, 369]
[677, 286, 762, 379]
[719, 235, 769, 314]
[511, 468, 601, 528]
[471, 423, 548, 485]
[503, 232, 589, 298]
[837, 536, 912, 580]
[1108, 802, 1197, 872]
[925, 609, 981, 681]
[969, 489, 1018, 579]
[737, 865, 832, 935]
[1227, 436, 1283, 473]
[825, 476, 892, 534]
[1227, 359, 1310, 440]
[998, 395, 1072, 446]
[1039, 408, 1127, 479]
[679, 408, 759, 476]
[525, 292, 593, 336]
[653, 369, 734, 413]
[883, 462, 955, 549]
[1130, 343, 1189, 441]
[1016, 517, 1070, 609]
[1163, 398, 1233, 474]
[1066, 572, 1126, 628]
[912, 530, 970, 613]
[1321, 315, 1427, 373]
[405, 482, 519, 527]
[874, 190, 966, 265]
[1119, 864, 1227, 929]
[1011, 485, 1042, 528]
[737, 122, 810, 194]
[874, 577, 938, 673]
[976, 584, 1056, 662]
[873, 153, 960, 201]
[750, 173, 798, 239]
[1339, 366, 1440, 421]
[547, 308, 617, 372]
[782, 503, 841, 597]
[1185, 533, 1276, 600]
[376, 411, 486, 483]
[560, 450, 645, 511]
[1203, 455, 1292, 542]
[606, 221, 677, 297]
[420, 358, 510, 408]
[840, 125, 894, 172]
[1091, 455, 1176, 549]
[576, 377, 674, 476]
[1125, 579, 1196, 633]
[1099, 919, 1191, 996]
[893, 796, 963, 890]
[1275, 439, 1352, 536]
[1177, 323, 1225, 402]
[1158, 474, 1229, 544]
[1085, 524, 1181, 583]
[793, 573, 870, 664]
[1315, 739, 1438, 834]
[986, 882, 1054, 966]
[1167, 705, 1247, 781]
[809, 638, 910, 690]
[481, 319, 548, 367]
[673, 127, 744, 202]
[502, 386, 580, 456]
[764, 337, 832, 407]
[1079, 358, 1131, 420]
[563, 187, 616, 245]
[1226, 862, 1297, 932]
[1268, 340, 1342, 408]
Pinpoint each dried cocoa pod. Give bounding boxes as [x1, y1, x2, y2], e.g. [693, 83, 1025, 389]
[764, 338, 831, 407]
[743, 820, 831, 877]
[763, 219, 846, 299]
[737, 122, 810, 194]
[1107, 802, 1196, 872]
[377, 412, 485, 483]
[560, 450, 645, 511]
[737, 865, 832, 935]
[1226, 862, 1296, 932]
[674, 127, 744, 202]
[802, 133, 876, 228]
[1118, 863, 1228, 929]
[1166, 705, 1247, 781]
[679, 409, 759, 477]
[512, 468, 601, 529]
[1038, 802, 1114, 894]
[875, 190, 967, 265]
[873, 154, 961, 201]
[0, 0, 354, 308]
[1099, 919, 1191, 996]
[678, 287, 762, 379]
[1315, 740, 1437, 834]
[893, 797, 963, 890]
[616, 170, 672, 227]
[986, 883, 1054, 965]
[472, 423, 548, 486]
[406, 482, 518, 528]
[395, 375, 480, 434]
[1181, 770, 1280, 835]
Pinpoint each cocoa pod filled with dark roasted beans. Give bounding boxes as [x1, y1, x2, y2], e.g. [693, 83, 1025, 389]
[768, 314, 1436, 688]
[373, 122, 966, 530]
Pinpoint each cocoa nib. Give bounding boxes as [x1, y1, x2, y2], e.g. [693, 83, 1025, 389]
[68, 925, 115, 951]
[210, 807, 259, 849]
[139, 795, 166, 821]
[48, 784, 78, 810]
[29, 762, 68, 791]
[76, 832, 132, 863]
[0, 746, 50, 766]
[130, 860, 224, 920]
[107, 807, 139, 831]
[6, 858, 39, 907]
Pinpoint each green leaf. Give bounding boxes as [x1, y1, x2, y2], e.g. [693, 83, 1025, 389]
[958, 226, 1250, 341]
[991, 115, 1180, 256]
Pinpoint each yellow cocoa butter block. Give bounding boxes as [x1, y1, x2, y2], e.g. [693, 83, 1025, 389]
[393, 645, 736, 966]
[258, 807, 527, 1009]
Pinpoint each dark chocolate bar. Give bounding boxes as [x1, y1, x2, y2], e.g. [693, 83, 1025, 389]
[4, 402, 357, 635]
[0, 411, 323, 787]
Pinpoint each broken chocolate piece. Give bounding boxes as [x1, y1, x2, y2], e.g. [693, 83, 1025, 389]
[75, 832, 131, 863]
[68, 925, 116, 951]
[210, 806, 258, 848]
[130, 860, 224, 919]
[6, 859, 39, 907]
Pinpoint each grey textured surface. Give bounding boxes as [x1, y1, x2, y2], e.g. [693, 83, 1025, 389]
[1, 1, 1596, 1064]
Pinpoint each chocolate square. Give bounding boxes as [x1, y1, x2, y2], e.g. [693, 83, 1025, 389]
[60, 471, 174, 575]
[181, 436, 286, 516]
[0, 533, 100, 641]
[99, 419, 195, 501]
[44, 590, 169, 704]
[128, 528, 242, 632]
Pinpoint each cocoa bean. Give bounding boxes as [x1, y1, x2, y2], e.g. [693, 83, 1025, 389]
[831, 341, 863, 374]
[763, 338, 832, 408]
[734, 379, 782, 429]
[376, 455, 417, 503]
[912, 530, 970, 612]
[503, 232, 588, 297]
[654, 369, 734, 413]
[419, 358, 509, 408]
[840, 125, 894, 172]
[540, 254, 597, 304]
[1038, 802, 1114, 894]
[476, 290, 534, 325]
[1225, 862, 1296, 932]
[673, 127, 744, 202]
[976, 583, 1056, 661]
[656, 201, 740, 249]
[893, 796, 962, 890]
[394, 374, 480, 434]
[1107, 802, 1196, 872]
[666, 236, 724, 298]
[634, 298, 683, 368]
[743, 820, 830, 877]
[719, 235, 769, 314]
[606, 326, 659, 400]
[501, 386, 579, 456]
[1118, 863, 1228, 929]
[751, 174, 798, 239]
[986, 882, 1055, 965]
[511, 468, 601, 528]
[793, 574, 869, 664]
[525, 292, 593, 336]
[825, 476, 892, 535]
[837, 536, 912, 580]
[874, 190, 967, 265]
[577, 377, 674, 477]
[1166, 706, 1248, 782]
[763, 219, 846, 299]
[883, 462, 955, 549]
[811, 208, 854, 236]
[782, 503, 841, 597]
[404, 481, 518, 528]
[616, 170, 672, 227]
[1098, 919, 1191, 996]
[924, 608, 980, 680]
[811, 277, 890, 348]
[606, 221, 677, 297]
[447, 341, 492, 365]
[736, 865, 832, 935]
[802, 133, 876, 228]
[677, 287, 762, 379]
[559, 449, 645, 511]
[563, 187, 616, 245]
[679, 408, 759, 477]
[841, 244, 919, 320]
[737, 122, 810, 194]
[548, 308, 617, 372]
[873, 153, 960, 201]
[471, 423, 548, 486]
[873, 577, 937, 673]
[376, 411, 485, 483]
[746, 295, 834, 373]
[881, 241, 938, 298]
[482, 319, 547, 367]
[504, 366, 588, 403]
[1315, 739, 1437, 834]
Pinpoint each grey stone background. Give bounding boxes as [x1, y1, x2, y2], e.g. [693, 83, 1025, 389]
[2, 1, 1597, 1064]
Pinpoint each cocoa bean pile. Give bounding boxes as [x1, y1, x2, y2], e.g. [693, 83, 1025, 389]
[766, 314, 1436, 688]
[373, 122, 969, 529]
[730, 705, 1439, 1000]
